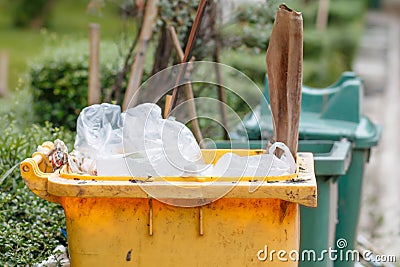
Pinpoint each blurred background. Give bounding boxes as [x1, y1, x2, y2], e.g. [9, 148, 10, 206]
[0, 0, 399, 265]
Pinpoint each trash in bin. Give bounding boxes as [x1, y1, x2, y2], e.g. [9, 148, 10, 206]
[70, 103, 296, 179]
[74, 102, 123, 157]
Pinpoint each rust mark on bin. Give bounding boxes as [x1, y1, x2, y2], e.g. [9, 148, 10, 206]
[148, 198, 153, 236]
[126, 249, 132, 261]
[279, 200, 293, 224]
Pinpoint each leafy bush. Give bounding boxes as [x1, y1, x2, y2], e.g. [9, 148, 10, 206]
[157, 0, 199, 44]
[327, 0, 367, 26]
[303, 29, 326, 59]
[0, 115, 74, 191]
[285, 0, 367, 87]
[219, 0, 366, 88]
[0, 115, 74, 265]
[0, 188, 67, 266]
[328, 23, 364, 69]
[0, 81, 35, 129]
[220, 1, 277, 51]
[221, 49, 266, 85]
[29, 39, 128, 130]
[10, 0, 53, 28]
[300, 1, 319, 28]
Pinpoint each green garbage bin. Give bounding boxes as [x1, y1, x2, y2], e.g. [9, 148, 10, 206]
[369, 0, 380, 9]
[207, 139, 352, 267]
[232, 72, 381, 267]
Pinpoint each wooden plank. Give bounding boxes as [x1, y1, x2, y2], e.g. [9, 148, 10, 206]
[167, 26, 204, 147]
[0, 50, 8, 97]
[122, 0, 159, 110]
[266, 4, 303, 157]
[88, 23, 101, 105]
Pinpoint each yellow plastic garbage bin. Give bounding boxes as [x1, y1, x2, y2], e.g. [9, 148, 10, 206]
[21, 143, 317, 267]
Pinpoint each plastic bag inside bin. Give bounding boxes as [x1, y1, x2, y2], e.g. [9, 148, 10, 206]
[123, 103, 202, 165]
[205, 142, 296, 177]
[74, 103, 123, 156]
[70, 103, 296, 177]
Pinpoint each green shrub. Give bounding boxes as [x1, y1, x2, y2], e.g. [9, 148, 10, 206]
[0, 81, 35, 128]
[328, 0, 367, 26]
[0, 115, 74, 265]
[0, 115, 74, 191]
[29, 39, 128, 130]
[328, 23, 364, 69]
[303, 20, 364, 88]
[10, 0, 53, 28]
[221, 49, 266, 85]
[297, 0, 367, 27]
[303, 52, 345, 88]
[282, 0, 366, 87]
[303, 29, 326, 59]
[220, 1, 277, 51]
[220, 0, 366, 88]
[0, 188, 67, 266]
[300, 1, 319, 28]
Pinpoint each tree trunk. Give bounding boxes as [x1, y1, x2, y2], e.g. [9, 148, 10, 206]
[151, 25, 173, 76]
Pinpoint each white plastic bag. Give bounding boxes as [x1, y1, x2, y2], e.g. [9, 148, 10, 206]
[72, 103, 295, 178]
[205, 142, 296, 177]
[74, 103, 123, 158]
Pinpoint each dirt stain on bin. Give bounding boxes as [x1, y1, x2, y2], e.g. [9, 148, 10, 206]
[126, 249, 133, 261]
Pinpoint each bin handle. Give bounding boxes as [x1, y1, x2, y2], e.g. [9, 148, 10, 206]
[20, 142, 61, 204]
[31, 141, 55, 173]
[312, 139, 352, 176]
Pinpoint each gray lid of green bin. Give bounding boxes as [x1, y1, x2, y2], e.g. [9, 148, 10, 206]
[236, 72, 381, 148]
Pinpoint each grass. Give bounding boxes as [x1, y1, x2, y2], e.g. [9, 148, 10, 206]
[0, 0, 136, 91]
